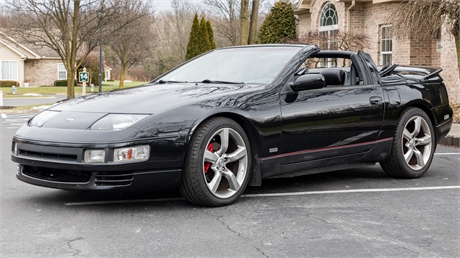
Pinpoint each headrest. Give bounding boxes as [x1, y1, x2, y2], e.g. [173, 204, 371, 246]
[320, 69, 345, 85]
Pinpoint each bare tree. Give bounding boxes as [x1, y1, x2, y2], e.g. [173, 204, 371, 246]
[149, 0, 197, 77]
[293, 31, 369, 66]
[4, 0, 148, 98]
[248, 0, 260, 44]
[391, 0, 459, 77]
[105, 1, 153, 89]
[204, 0, 240, 46]
[205, 0, 262, 46]
[294, 31, 370, 52]
[240, 0, 260, 45]
[240, 0, 249, 45]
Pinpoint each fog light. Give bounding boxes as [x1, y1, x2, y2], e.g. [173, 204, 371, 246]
[114, 145, 150, 163]
[84, 149, 106, 163]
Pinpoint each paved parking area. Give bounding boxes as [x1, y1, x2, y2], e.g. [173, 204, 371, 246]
[1, 115, 459, 257]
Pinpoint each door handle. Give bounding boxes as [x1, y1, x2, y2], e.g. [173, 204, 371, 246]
[369, 96, 383, 106]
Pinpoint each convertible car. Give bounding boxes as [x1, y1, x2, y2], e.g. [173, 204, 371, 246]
[11, 44, 453, 206]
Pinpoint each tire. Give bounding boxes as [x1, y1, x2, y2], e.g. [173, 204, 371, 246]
[380, 107, 435, 178]
[180, 117, 252, 207]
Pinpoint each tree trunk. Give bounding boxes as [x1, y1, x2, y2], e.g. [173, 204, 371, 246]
[67, 71, 75, 99]
[248, 0, 260, 44]
[119, 66, 126, 89]
[66, 62, 76, 98]
[240, 0, 249, 45]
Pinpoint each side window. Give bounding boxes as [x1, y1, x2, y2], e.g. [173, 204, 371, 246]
[58, 63, 67, 80]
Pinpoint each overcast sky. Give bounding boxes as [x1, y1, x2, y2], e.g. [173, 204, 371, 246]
[154, 0, 284, 12]
[155, 0, 204, 11]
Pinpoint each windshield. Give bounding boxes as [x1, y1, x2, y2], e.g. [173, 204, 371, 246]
[157, 46, 302, 84]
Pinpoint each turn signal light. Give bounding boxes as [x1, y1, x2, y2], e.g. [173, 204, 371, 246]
[114, 145, 150, 163]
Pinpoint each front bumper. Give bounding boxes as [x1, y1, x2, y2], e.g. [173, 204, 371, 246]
[11, 138, 185, 191]
[16, 164, 182, 191]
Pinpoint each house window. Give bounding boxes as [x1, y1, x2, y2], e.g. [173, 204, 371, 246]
[58, 63, 67, 80]
[319, 2, 338, 30]
[380, 25, 392, 65]
[1, 61, 18, 80]
[319, 2, 339, 66]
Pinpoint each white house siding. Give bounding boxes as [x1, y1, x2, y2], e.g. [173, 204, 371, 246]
[0, 44, 24, 85]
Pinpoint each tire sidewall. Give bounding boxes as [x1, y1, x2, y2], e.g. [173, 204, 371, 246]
[393, 108, 435, 178]
[186, 117, 252, 206]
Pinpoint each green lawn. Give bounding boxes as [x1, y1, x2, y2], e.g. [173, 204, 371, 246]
[0, 80, 147, 98]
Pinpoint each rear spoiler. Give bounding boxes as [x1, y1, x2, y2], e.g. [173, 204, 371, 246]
[422, 68, 442, 81]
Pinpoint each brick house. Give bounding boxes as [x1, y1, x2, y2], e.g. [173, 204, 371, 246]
[294, 0, 460, 103]
[0, 31, 66, 87]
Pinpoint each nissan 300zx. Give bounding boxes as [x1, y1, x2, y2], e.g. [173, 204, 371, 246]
[11, 44, 453, 206]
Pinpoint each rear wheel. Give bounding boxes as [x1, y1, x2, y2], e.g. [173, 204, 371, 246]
[380, 108, 435, 178]
[180, 117, 251, 206]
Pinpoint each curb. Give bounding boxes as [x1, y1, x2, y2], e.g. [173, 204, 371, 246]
[439, 136, 460, 148]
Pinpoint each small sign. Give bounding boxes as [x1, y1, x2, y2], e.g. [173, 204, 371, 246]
[79, 72, 89, 83]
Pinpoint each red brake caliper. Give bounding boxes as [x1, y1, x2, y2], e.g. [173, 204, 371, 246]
[204, 143, 214, 174]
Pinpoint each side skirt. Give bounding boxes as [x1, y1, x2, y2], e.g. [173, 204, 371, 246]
[258, 137, 393, 179]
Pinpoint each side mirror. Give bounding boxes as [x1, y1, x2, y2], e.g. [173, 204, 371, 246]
[290, 74, 325, 92]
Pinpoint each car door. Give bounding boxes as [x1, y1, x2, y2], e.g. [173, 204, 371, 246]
[279, 54, 385, 166]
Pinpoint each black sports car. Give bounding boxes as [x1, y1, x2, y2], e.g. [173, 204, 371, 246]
[11, 44, 453, 206]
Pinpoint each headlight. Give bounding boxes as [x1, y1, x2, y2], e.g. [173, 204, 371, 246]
[29, 110, 59, 127]
[13, 142, 18, 155]
[90, 114, 149, 130]
[114, 145, 150, 163]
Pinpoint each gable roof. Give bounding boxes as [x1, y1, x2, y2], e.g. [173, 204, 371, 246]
[0, 31, 60, 60]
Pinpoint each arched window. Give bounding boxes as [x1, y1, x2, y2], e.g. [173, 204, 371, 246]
[318, 2, 339, 66]
[319, 2, 338, 32]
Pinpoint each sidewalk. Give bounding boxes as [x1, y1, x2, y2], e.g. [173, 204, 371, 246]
[440, 122, 460, 147]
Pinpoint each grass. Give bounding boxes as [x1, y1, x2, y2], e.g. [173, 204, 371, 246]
[0, 80, 147, 97]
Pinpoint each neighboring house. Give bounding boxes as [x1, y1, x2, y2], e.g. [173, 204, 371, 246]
[294, 0, 460, 103]
[0, 31, 66, 87]
[104, 65, 112, 81]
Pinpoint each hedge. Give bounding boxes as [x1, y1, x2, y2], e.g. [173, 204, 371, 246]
[54, 80, 77, 87]
[0, 80, 20, 87]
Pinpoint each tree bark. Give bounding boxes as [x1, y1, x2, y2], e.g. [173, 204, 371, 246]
[119, 66, 126, 89]
[240, 0, 249, 45]
[65, 0, 81, 99]
[248, 0, 260, 44]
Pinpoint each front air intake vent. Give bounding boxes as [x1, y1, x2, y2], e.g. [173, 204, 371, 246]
[95, 172, 134, 186]
[19, 149, 77, 162]
[22, 166, 91, 183]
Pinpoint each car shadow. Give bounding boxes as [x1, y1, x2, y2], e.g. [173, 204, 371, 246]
[22, 165, 393, 208]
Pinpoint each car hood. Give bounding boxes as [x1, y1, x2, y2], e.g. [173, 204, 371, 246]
[50, 82, 266, 114]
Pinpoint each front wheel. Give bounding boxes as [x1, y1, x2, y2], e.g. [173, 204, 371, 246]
[380, 108, 435, 178]
[180, 117, 251, 206]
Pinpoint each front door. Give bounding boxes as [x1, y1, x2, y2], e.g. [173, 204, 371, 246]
[280, 82, 384, 165]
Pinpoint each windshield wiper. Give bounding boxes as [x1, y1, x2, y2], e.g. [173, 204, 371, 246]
[156, 80, 188, 84]
[201, 79, 245, 84]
